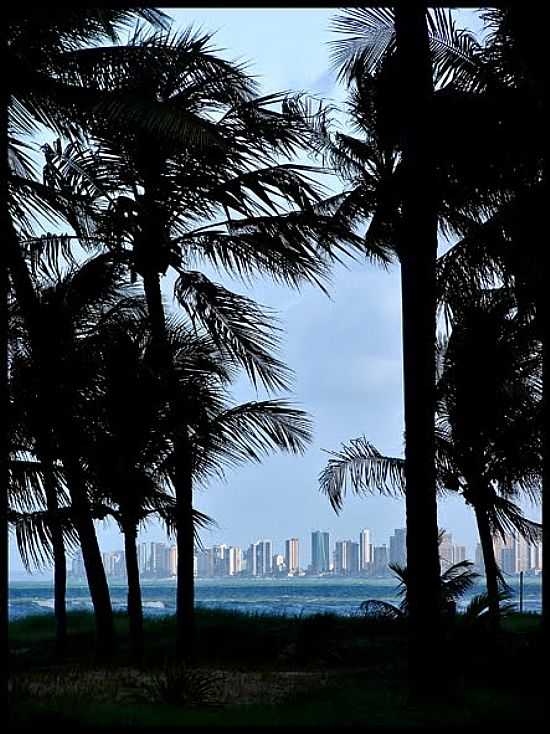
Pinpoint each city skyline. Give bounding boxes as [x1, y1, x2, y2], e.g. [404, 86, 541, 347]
[68, 526, 541, 583]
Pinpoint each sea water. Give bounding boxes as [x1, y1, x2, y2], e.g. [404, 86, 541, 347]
[8, 575, 542, 620]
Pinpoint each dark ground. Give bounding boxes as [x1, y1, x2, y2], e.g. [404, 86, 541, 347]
[8, 609, 544, 728]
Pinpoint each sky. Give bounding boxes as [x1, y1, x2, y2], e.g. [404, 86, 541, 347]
[10, 7, 538, 580]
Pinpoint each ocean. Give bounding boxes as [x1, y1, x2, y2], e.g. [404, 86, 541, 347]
[8, 575, 542, 620]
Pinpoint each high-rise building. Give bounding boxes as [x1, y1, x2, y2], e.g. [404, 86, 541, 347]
[169, 545, 177, 576]
[373, 545, 389, 576]
[196, 548, 214, 577]
[245, 543, 258, 576]
[439, 532, 454, 569]
[272, 554, 285, 575]
[149, 542, 168, 577]
[255, 540, 272, 576]
[359, 529, 372, 571]
[475, 543, 484, 572]
[389, 529, 407, 566]
[311, 531, 330, 574]
[453, 545, 466, 564]
[138, 543, 149, 576]
[334, 541, 359, 575]
[71, 551, 85, 579]
[285, 538, 299, 575]
[515, 534, 531, 573]
[334, 541, 347, 575]
[227, 547, 242, 576]
[531, 541, 543, 571]
[102, 551, 115, 576]
[348, 541, 359, 575]
[212, 544, 228, 576]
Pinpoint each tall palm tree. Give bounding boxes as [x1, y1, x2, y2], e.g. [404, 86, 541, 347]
[317, 6, 537, 687]
[170, 390, 312, 660]
[4, 7, 170, 655]
[435, 8, 548, 632]
[326, 5, 466, 684]
[80, 309, 217, 656]
[392, 5, 442, 679]
[320, 289, 541, 629]
[8, 254, 138, 652]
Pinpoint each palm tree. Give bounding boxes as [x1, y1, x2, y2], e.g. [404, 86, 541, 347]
[79, 309, 217, 656]
[4, 6, 171, 655]
[318, 6, 542, 685]
[8, 455, 80, 653]
[172, 394, 312, 660]
[320, 289, 541, 629]
[325, 6, 472, 683]
[434, 8, 548, 631]
[36, 27, 366, 657]
[8, 254, 139, 653]
[391, 5, 442, 677]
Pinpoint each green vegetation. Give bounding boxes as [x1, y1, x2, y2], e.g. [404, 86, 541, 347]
[9, 610, 543, 727]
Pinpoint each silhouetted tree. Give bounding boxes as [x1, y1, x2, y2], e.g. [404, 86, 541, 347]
[4, 6, 169, 656]
[320, 289, 541, 629]
[8, 254, 136, 653]
[435, 8, 548, 632]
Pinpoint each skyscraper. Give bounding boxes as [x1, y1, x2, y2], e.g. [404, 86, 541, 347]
[227, 547, 242, 576]
[245, 543, 258, 576]
[334, 541, 348, 575]
[453, 545, 466, 564]
[359, 529, 372, 572]
[138, 543, 149, 576]
[169, 545, 177, 576]
[334, 540, 360, 575]
[272, 554, 285, 575]
[515, 534, 531, 573]
[196, 548, 214, 577]
[389, 529, 407, 566]
[439, 532, 454, 569]
[149, 542, 168, 577]
[311, 531, 330, 574]
[71, 551, 85, 579]
[348, 542, 360, 574]
[373, 545, 389, 576]
[285, 538, 299, 575]
[255, 540, 272, 576]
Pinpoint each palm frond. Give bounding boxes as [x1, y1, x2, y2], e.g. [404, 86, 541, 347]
[196, 400, 312, 478]
[174, 271, 291, 392]
[319, 436, 405, 514]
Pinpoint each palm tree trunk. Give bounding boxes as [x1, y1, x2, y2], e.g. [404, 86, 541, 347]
[44, 481, 67, 656]
[174, 433, 195, 661]
[52, 531, 67, 653]
[142, 270, 167, 360]
[140, 267, 196, 659]
[123, 521, 143, 658]
[473, 503, 500, 630]
[35, 437, 67, 654]
[62, 454, 114, 655]
[394, 3, 442, 692]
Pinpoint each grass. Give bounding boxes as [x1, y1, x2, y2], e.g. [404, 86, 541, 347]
[9, 609, 544, 728]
